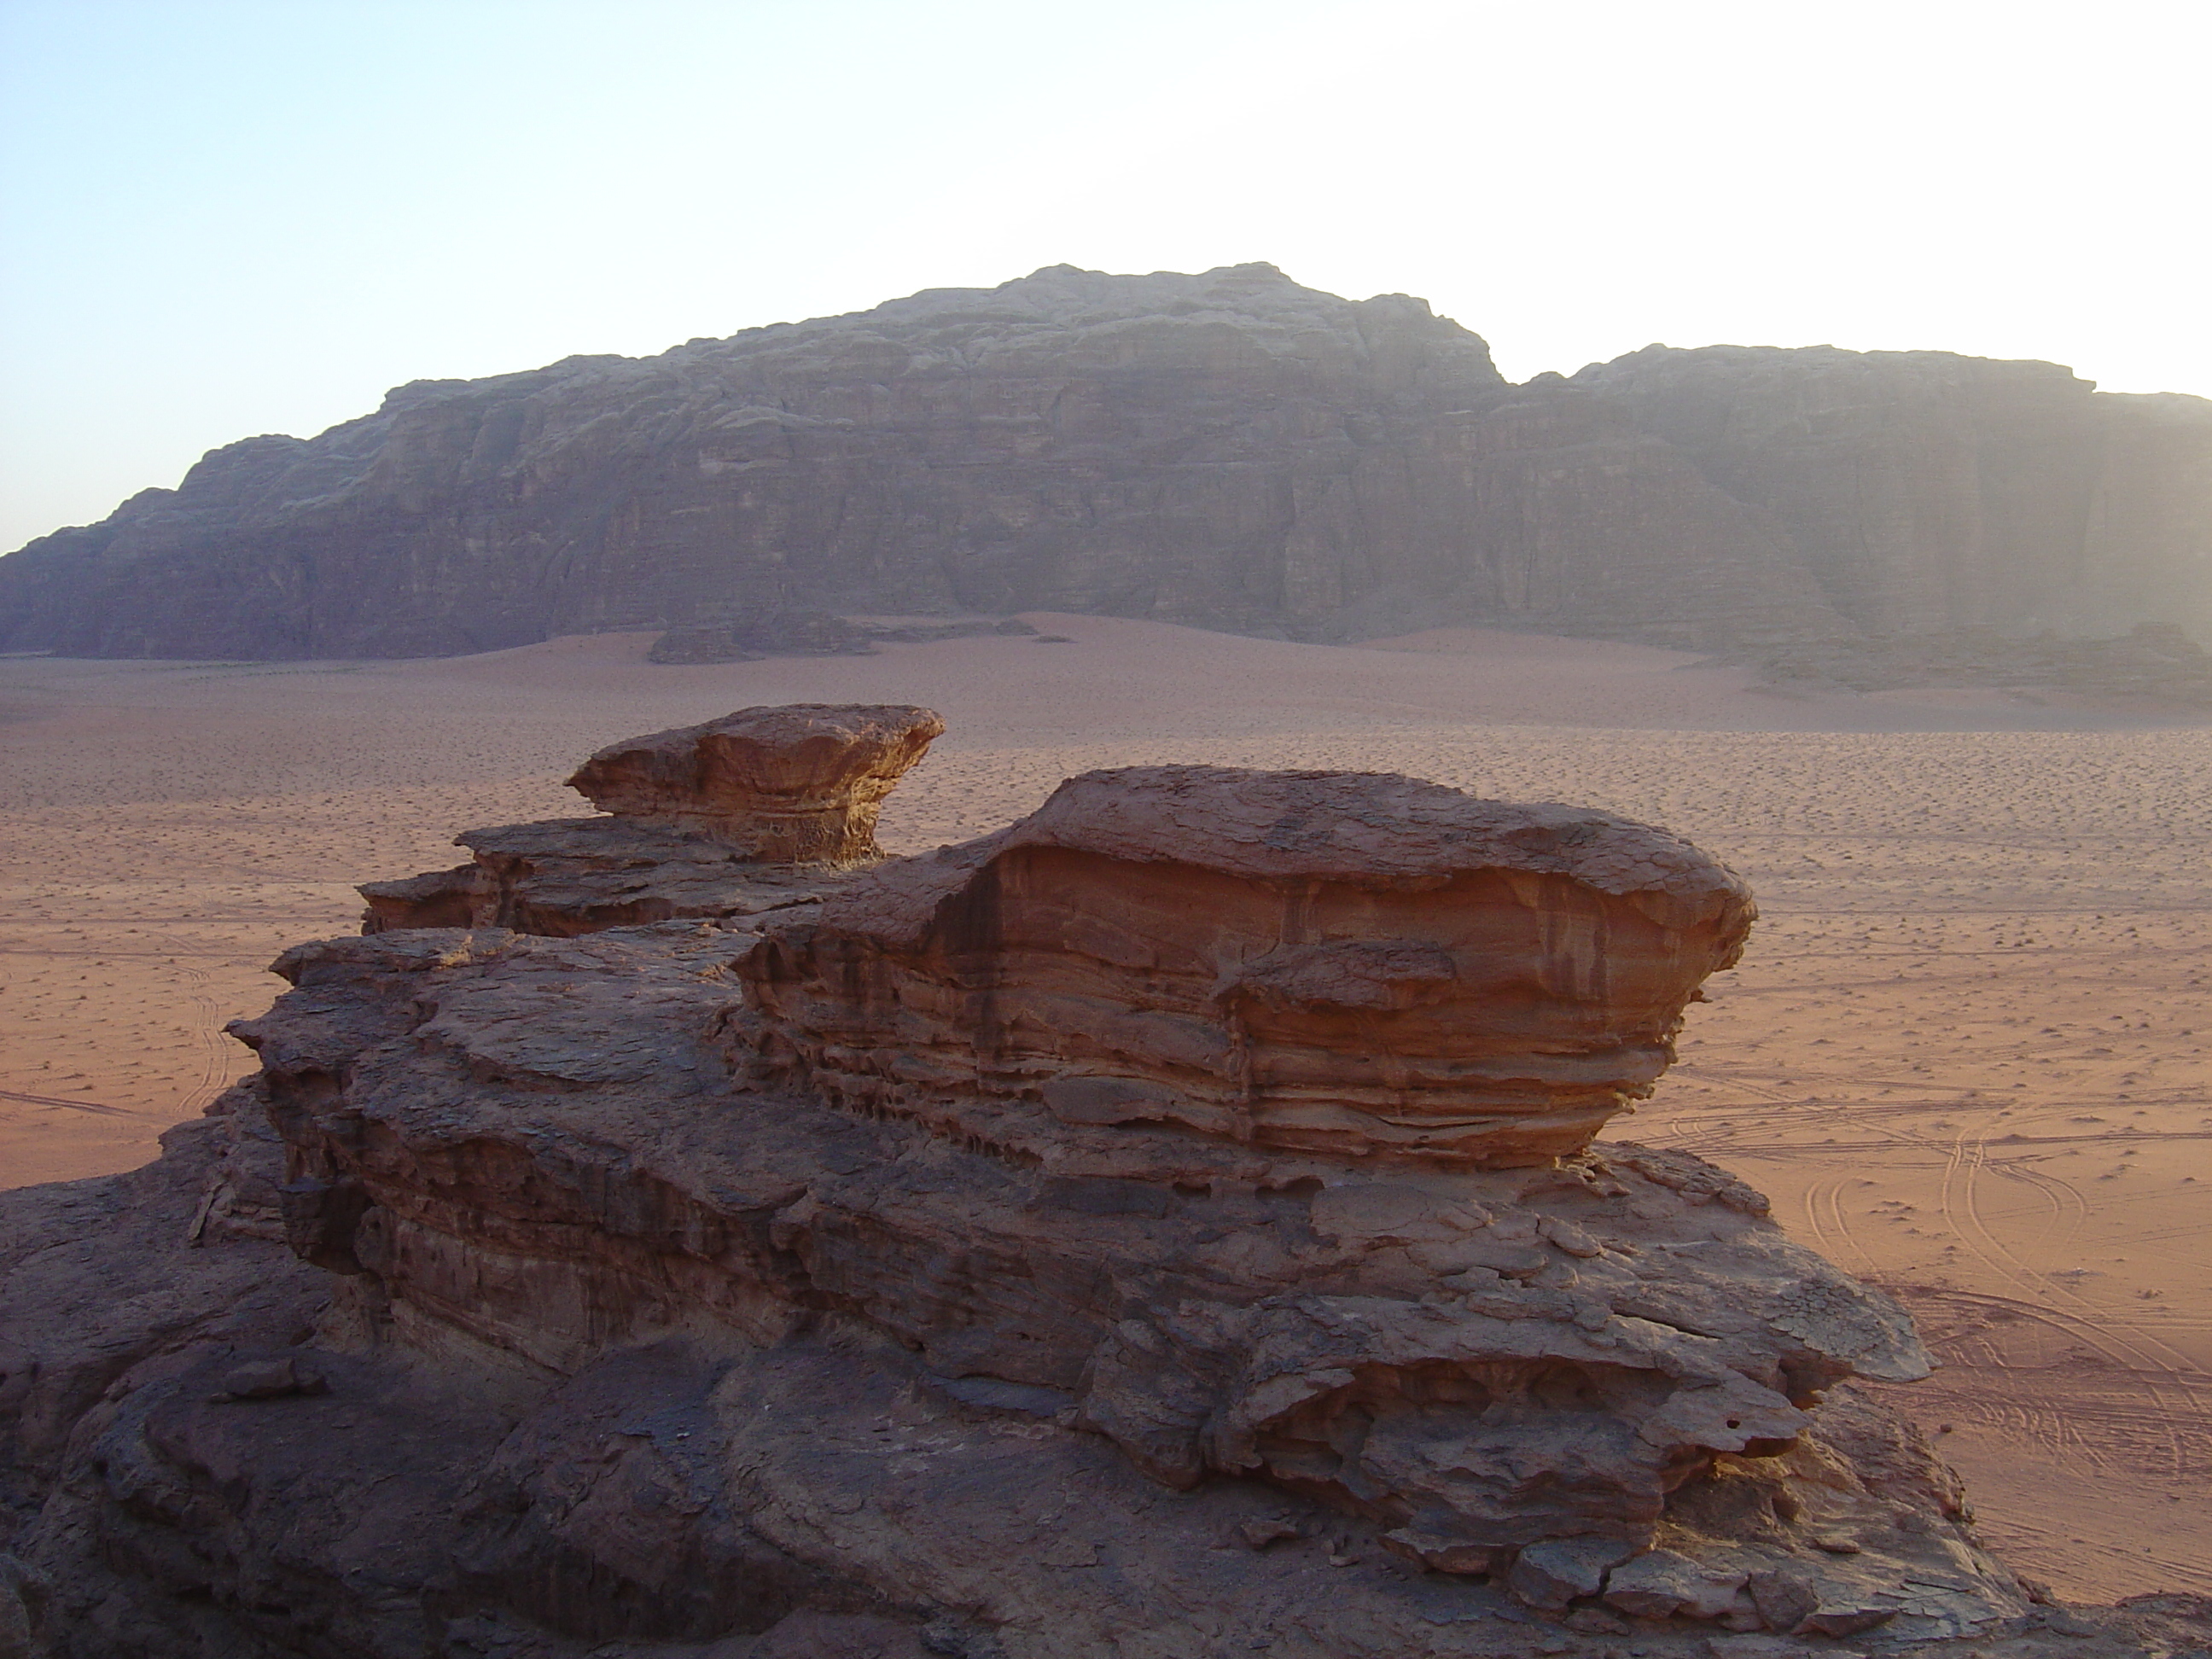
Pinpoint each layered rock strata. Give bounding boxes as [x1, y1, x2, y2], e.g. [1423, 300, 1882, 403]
[357, 818, 849, 937]
[359, 703, 940, 935]
[288, 761, 1964, 1612]
[2, 934, 2189, 1656]
[8, 731, 2199, 1656]
[566, 703, 945, 859]
[738, 765, 1755, 1167]
[4, 263, 2205, 661]
[241, 923, 2001, 1623]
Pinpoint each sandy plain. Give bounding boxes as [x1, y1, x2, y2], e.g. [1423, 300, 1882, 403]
[2, 616, 2207, 1603]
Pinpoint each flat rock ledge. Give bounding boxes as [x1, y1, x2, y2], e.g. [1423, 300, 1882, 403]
[359, 702, 945, 935]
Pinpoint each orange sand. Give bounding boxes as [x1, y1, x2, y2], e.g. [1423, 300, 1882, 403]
[3, 617, 2207, 1599]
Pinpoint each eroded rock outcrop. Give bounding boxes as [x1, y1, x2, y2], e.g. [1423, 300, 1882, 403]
[739, 766, 1755, 1167]
[359, 703, 940, 935]
[224, 923, 1992, 1618]
[6, 721, 2200, 1657]
[1570, 346, 2212, 643]
[567, 704, 945, 859]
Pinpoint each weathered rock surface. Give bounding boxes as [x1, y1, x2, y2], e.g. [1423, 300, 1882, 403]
[739, 765, 1755, 1167]
[253, 922, 1935, 1581]
[0, 917, 2162, 1656]
[4, 738, 2206, 1656]
[360, 703, 942, 934]
[358, 818, 847, 936]
[568, 704, 945, 859]
[3, 263, 2204, 661]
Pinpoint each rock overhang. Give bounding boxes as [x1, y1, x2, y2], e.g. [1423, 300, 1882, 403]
[737, 764, 1756, 1169]
[566, 701, 946, 861]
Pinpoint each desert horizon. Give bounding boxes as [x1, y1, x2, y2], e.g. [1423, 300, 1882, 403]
[9, 3, 2212, 1649]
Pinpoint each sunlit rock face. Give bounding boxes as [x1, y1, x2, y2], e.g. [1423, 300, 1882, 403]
[737, 765, 1757, 1167]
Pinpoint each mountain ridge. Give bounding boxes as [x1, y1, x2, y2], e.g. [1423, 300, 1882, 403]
[3, 261, 2208, 660]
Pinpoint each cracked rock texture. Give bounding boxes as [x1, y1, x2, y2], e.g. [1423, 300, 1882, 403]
[3, 743, 2206, 1657]
[3, 264, 2206, 661]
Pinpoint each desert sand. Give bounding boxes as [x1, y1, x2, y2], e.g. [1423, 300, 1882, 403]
[2, 616, 2206, 1601]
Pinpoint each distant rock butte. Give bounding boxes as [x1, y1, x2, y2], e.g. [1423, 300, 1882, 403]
[2, 262, 2207, 661]
[6, 706, 2180, 1655]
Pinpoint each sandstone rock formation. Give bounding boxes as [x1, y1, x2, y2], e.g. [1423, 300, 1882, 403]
[356, 818, 852, 937]
[40, 917, 2006, 1646]
[359, 703, 941, 934]
[5, 719, 2208, 1657]
[739, 765, 1755, 1167]
[2, 263, 2204, 661]
[567, 704, 945, 859]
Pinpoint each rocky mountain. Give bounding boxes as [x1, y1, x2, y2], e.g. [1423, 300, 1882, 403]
[1, 263, 2208, 660]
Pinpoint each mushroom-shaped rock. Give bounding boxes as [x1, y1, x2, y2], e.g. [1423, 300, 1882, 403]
[566, 703, 946, 863]
[358, 704, 944, 934]
[737, 765, 1755, 1166]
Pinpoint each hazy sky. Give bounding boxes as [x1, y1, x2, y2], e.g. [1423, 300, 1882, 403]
[3, 0, 2205, 552]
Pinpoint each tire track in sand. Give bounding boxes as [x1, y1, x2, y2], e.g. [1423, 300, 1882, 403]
[1936, 1123, 2212, 1479]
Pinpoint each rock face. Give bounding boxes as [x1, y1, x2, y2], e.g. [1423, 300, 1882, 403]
[1569, 346, 2212, 643]
[5, 719, 2205, 1656]
[566, 704, 945, 859]
[3, 262, 2205, 661]
[356, 818, 852, 937]
[53, 918, 2009, 1646]
[359, 703, 941, 934]
[739, 766, 1755, 1167]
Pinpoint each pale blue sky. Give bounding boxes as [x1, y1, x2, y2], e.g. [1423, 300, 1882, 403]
[3, 0, 2204, 552]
